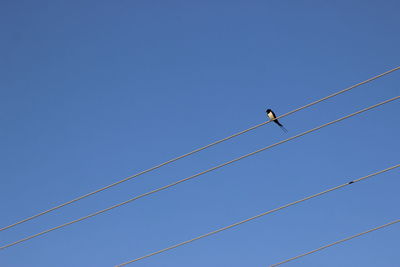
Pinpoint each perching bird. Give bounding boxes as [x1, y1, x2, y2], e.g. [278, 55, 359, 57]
[266, 109, 288, 133]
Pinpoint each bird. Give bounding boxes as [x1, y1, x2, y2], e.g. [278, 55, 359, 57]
[266, 109, 288, 133]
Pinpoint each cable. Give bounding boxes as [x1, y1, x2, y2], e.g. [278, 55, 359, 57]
[1, 67, 399, 232]
[269, 218, 400, 266]
[114, 164, 399, 266]
[0, 96, 398, 251]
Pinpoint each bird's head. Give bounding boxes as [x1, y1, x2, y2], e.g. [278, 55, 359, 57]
[266, 109, 272, 113]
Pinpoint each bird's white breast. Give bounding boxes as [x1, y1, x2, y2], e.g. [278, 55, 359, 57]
[267, 112, 275, 120]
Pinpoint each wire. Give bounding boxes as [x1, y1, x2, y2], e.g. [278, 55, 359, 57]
[114, 164, 399, 266]
[269, 219, 400, 266]
[1, 67, 399, 232]
[0, 96, 398, 251]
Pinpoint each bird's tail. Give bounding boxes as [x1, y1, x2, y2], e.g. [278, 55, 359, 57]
[279, 125, 288, 133]
[274, 120, 288, 133]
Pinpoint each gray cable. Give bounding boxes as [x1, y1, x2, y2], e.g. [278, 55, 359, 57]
[270, 219, 400, 266]
[0, 96, 398, 251]
[1, 67, 399, 232]
[115, 165, 399, 266]
[0, 96, 400, 249]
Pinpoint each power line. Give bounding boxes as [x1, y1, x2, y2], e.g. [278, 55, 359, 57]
[1, 67, 399, 233]
[0, 96, 398, 251]
[114, 164, 399, 266]
[270, 218, 400, 267]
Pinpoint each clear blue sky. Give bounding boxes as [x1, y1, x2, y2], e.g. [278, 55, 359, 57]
[1, 1, 399, 266]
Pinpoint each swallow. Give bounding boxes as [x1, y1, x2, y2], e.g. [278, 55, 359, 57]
[266, 109, 288, 133]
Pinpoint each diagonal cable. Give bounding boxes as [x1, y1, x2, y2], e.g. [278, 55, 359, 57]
[270, 218, 400, 266]
[0, 96, 398, 250]
[1, 67, 399, 232]
[115, 164, 399, 266]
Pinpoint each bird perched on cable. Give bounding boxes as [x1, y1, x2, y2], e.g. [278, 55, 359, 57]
[266, 109, 288, 133]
